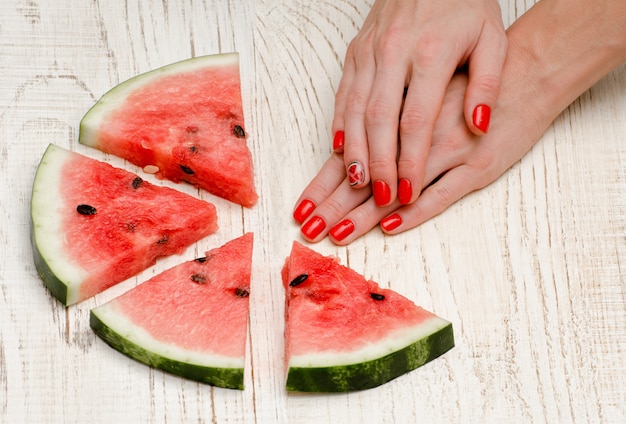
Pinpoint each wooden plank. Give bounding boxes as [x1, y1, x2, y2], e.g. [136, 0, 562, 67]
[1, 0, 624, 422]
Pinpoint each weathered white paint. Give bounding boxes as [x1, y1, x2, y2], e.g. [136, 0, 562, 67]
[1, 1, 624, 423]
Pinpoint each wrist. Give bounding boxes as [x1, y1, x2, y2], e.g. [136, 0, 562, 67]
[505, 0, 626, 119]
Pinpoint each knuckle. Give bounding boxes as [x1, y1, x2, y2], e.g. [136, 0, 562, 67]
[469, 148, 496, 171]
[308, 178, 331, 195]
[376, 25, 406, 55]
[368, 155, 396, 175]
[467, 150, 501, 186]
[399, 107, 429, 134]
[429, 181, 454, 206]
[344, 41, 357, 60]
[365, 98, 397, 125]
[475, 74, 501, 97]
[345, 91, 369, 114]
[413, 33, 446, 66]
[322, 196, 346, 218]
[397, 156, 422, 175]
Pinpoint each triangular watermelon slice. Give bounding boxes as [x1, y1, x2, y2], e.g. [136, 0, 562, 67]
[90, 233, 253, 390]
[282, 242, 454, 392]
[30, 144, 218, 305]
[79, 53, 258, 207]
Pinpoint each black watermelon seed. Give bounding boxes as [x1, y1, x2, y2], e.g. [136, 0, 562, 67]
[190, 274, 207, 284]
[76, 204, 97, 215]
[233, 125, 245, 138]
[370, 293, 385, 301]
[235, 288, 250, 298]
[156, 235, 168, 245]
[195, 257, 208, 263]
[180, 164, 195, 175]
[131, 177, 144, 189]
[189, 145, 198, 153]
[289, 273, 309, 287]
[186, 126, 199, 133]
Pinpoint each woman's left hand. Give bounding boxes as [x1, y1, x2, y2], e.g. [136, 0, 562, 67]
[293, 68, 548, 244]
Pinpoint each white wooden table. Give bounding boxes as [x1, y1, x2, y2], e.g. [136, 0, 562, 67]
[1, 1, 624, 422]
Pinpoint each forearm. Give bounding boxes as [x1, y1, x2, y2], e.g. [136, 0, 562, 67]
[504, 0, 626, 121]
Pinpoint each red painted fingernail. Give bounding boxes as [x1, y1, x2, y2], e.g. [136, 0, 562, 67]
[381, 213, 402, 232]
[293, 199, 316, 223]
[330, 219, 355, 241]
[301, 215, 326, 239]
[373, 180, 391, 206]
[347, 161, 365, 186]
[398, 179, 412, 204]
[473, 104, 491, 133]
[333, 130, 345, 152]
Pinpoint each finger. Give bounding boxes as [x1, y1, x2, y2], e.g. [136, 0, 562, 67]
[365, 63, 406, 206]
[464, 25, 508, 135]
[329, 197, 398, 245]
[300, 178, 373, 243]
[380, 163, 483, 234]
[342, 43, 376, 189]
[396, 62, 455, 205]
[331, 45, 358, 154]
[292, 154, 346, 224]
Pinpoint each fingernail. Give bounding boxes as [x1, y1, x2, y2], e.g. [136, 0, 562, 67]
[293, 199, 316, 223]
[398, 179, 412, 204]
[381, 213, 402, 232]
[373, 180, 391, 206]
[333, 130, 345, 152]
[301, 215, 326, 239]
[347, 161, 365, 186]
[473, 104, 491, 133]
[330, 219, 355, 241]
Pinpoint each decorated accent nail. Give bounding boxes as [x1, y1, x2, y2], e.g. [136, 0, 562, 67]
[347, 161, 365, 186]
[381, 213, 402, 232]
[301, 215, 326, 239]
[330, 219, 355, 242]
[398, 178, 412, 204]
[473, 104, 491, 133]
[373, 180, 391, 206]
[293, 199, 316, 223]
[333, 130, 345, 152]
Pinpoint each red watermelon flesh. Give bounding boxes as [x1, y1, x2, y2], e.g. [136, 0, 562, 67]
[79, 53, 258, 207]
[30, 144, 218, 305]
[282, 241, 454, 392]
[90, 233, 253, 389]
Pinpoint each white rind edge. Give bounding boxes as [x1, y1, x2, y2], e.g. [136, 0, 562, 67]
[92, 301, 245, 369]
[79, 53, 240, 147]
[31, 144, 88, 305]
[288, 316, 451, 368]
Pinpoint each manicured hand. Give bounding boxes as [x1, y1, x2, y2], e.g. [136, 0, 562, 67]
[332, 0, 507, 208]
[296, 69, 550, 244]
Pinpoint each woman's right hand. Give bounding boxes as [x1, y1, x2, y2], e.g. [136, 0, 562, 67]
[332, 0, 507, 208]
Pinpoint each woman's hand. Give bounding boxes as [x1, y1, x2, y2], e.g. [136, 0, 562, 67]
[333, 0, 507, 208]
[294, 65, 549, 243]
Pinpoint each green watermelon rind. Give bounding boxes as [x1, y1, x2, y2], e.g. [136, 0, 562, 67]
[90, 305, 245, 390]
[286, 320, 454, 393]
[79, 53, 240, 146]
[31, 145, 88, 305]
[31, 223, 68, 305]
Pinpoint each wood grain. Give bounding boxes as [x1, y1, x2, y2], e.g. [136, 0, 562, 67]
[1, 0, 624, 422]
